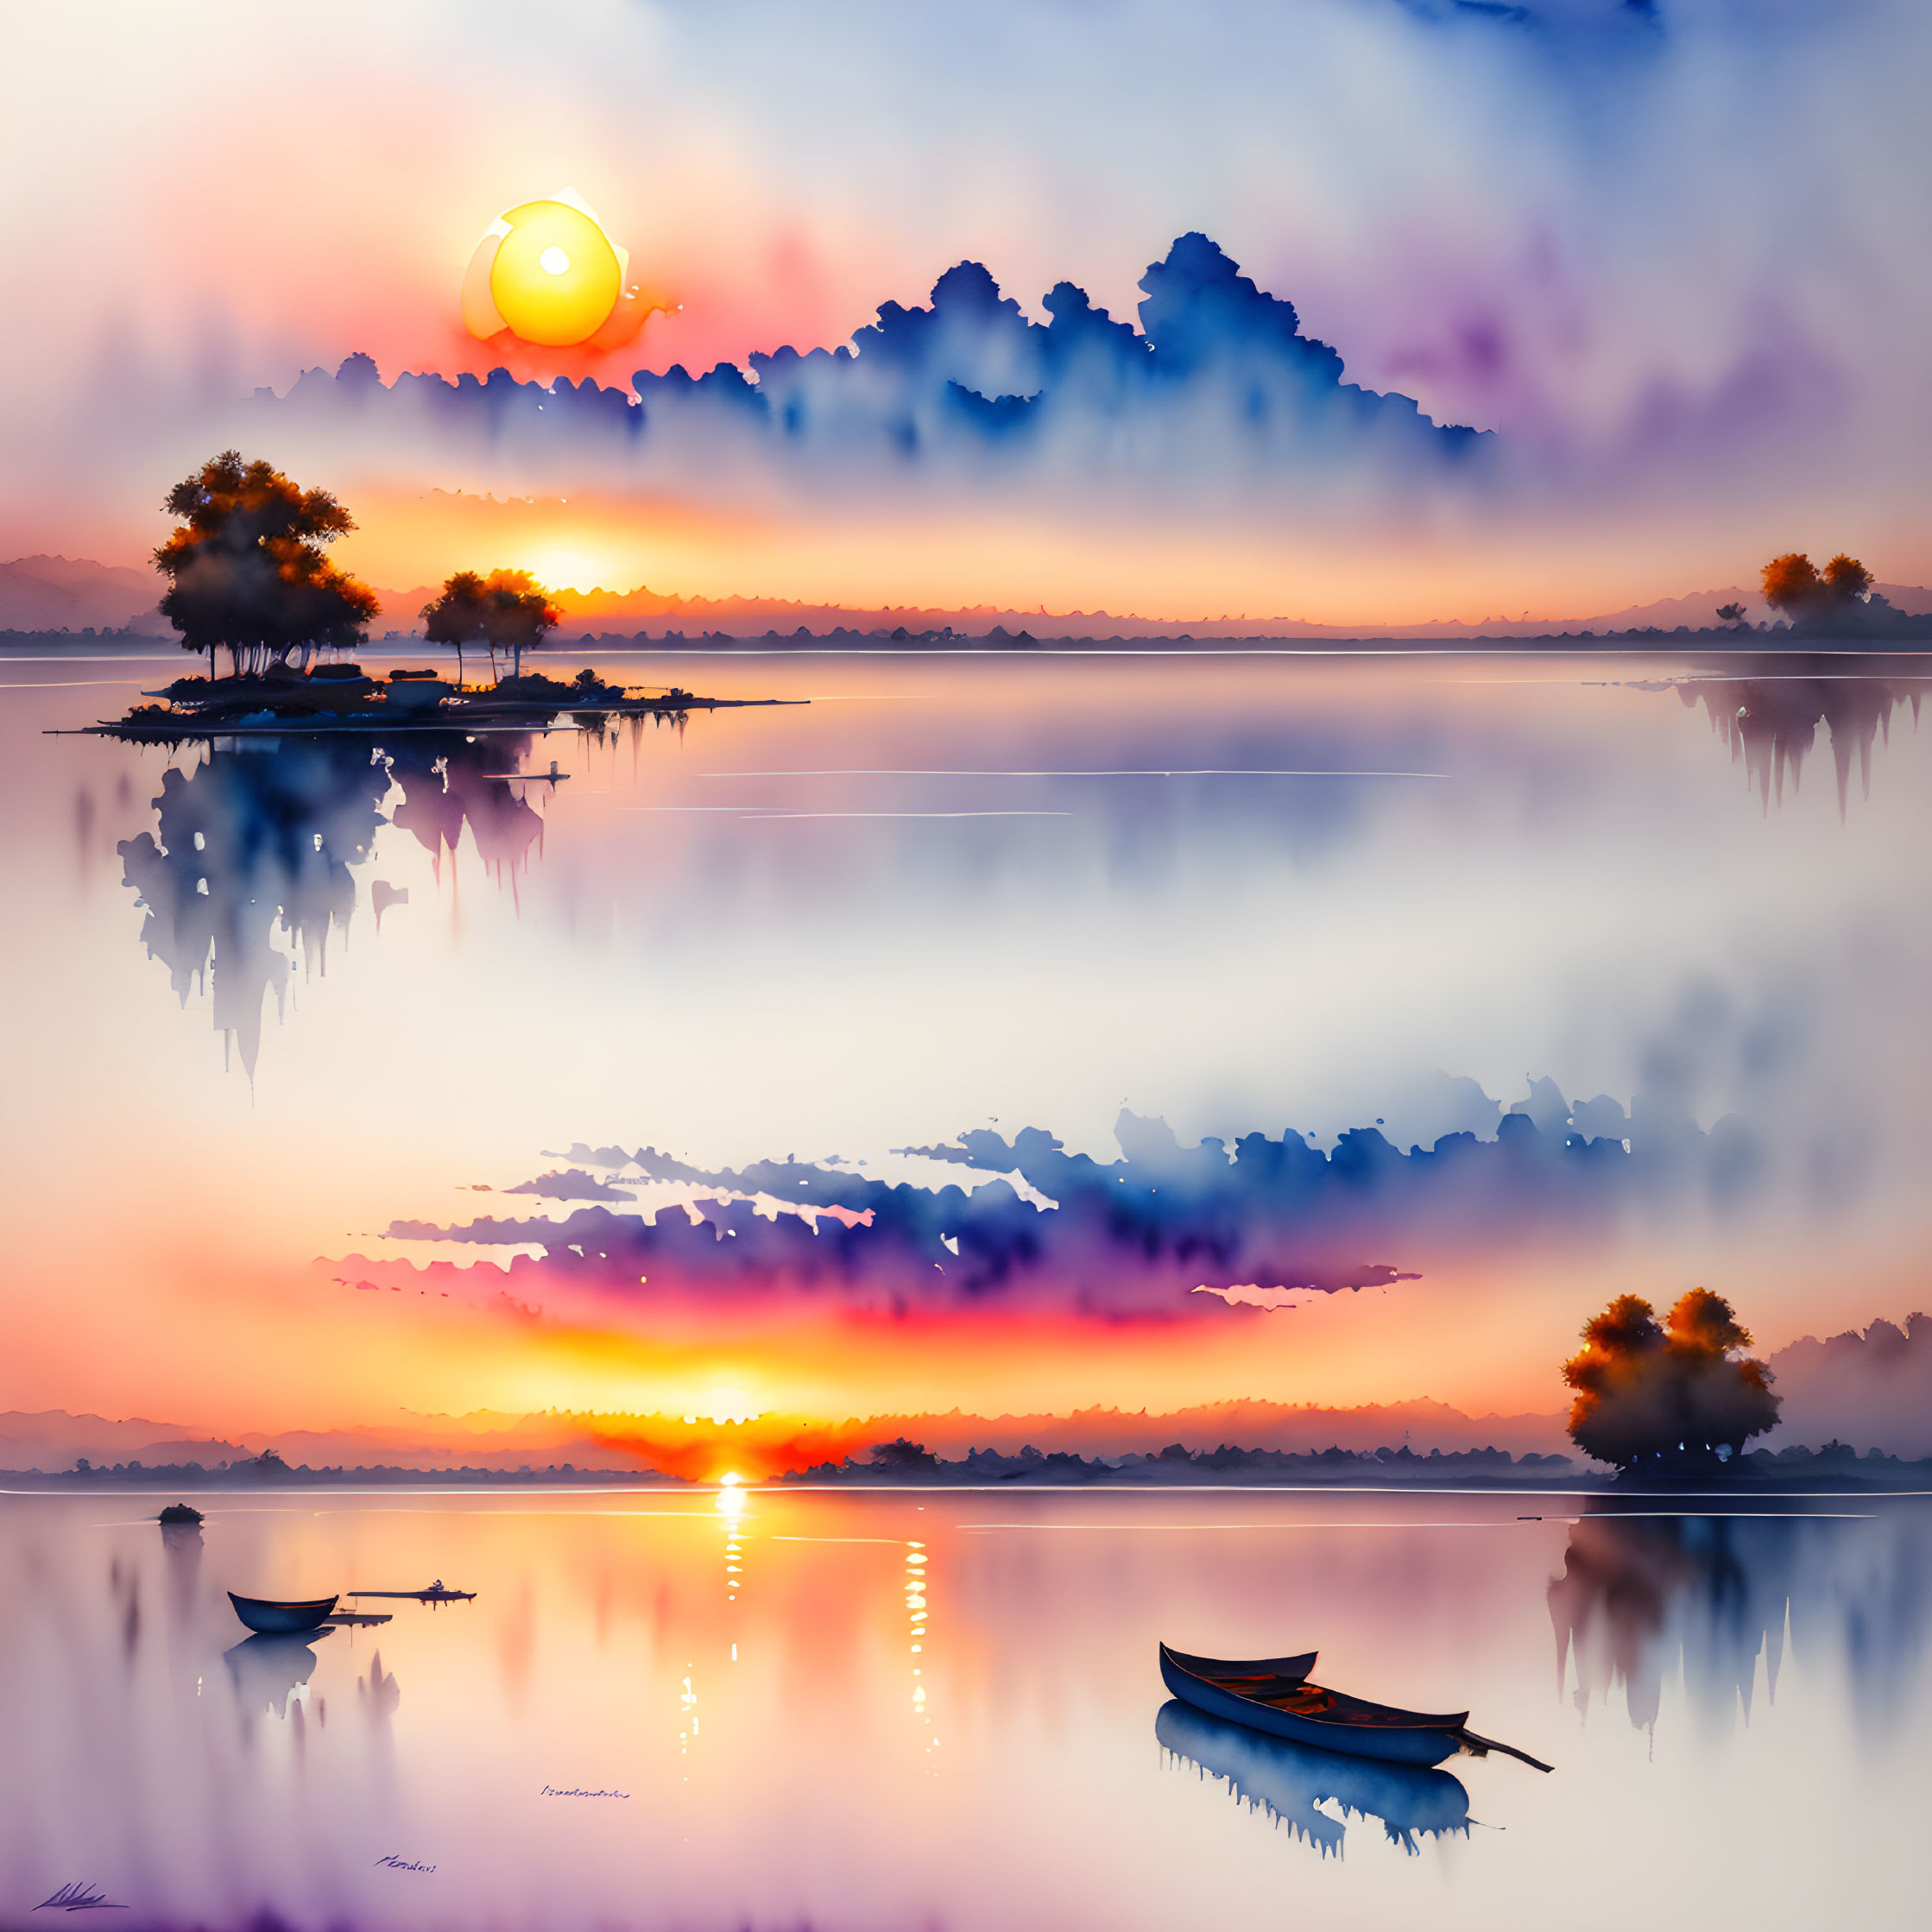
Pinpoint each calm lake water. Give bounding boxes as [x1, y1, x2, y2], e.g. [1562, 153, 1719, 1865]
[0, 1487, 1925, 1931]
[6, 647, 1932, 1421]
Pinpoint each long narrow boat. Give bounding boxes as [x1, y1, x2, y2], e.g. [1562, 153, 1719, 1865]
[228, 1591, 338, 1635]
[1159, 1644, 1551, 1771]
[344, 1578, 477, 1603]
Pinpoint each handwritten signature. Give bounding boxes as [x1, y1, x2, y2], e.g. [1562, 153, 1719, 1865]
[35, 1884, 127, 1912]
[373, 1855, 436, 1872]
[540, 1784, 631, 1798]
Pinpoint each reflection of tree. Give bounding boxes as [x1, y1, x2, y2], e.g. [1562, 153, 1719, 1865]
[1549, 1506, 1927, 1738]
[117, 734, 551, 1073]
[385, 735, 546, 887]
[1676, 669, 1928, 813]
[118, 743, 389, 1076]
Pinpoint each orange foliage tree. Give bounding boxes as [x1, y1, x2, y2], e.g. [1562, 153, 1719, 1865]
[154, 451, 377, 678]
[1822, 552, 1873, 599]
[1563, 1289, 1780, 1470]
[1761, 550, 1873, 619]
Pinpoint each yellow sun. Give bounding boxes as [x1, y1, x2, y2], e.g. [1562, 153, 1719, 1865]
[462, 193, 628, 347]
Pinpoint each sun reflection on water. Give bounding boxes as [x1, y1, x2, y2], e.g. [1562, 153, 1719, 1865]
[906, 1538, 939, 1766]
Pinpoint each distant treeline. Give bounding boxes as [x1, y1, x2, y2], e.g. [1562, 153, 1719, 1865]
[5, 1450, 675, 1486]
[784, 1436, 1932, 1487]
[790, 1441, 1568, 1484]
[7, 1439, 1927, 1491]
[8, 621, 1932, 652]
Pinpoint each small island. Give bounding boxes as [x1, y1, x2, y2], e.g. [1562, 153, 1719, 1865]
[92, 660, 788, 743]
[72, 451, 797, 743]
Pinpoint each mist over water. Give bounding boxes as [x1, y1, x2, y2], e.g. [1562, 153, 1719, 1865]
[8, 647, 1931, 1421]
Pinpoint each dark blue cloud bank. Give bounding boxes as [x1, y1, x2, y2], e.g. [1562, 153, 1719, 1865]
[1394, 0, 1659, 35]
[381, 1082, 1765, 1322]
[258, 236, 1490, 501]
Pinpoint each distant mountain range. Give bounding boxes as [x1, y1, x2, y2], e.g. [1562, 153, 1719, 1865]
[0, 555, 167, 633]
[9, 552, 1931, 643]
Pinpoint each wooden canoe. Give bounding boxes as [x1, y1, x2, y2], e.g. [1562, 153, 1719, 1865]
[228, 1591, 338, 1635]
[1159, 1643, 1551, 1771]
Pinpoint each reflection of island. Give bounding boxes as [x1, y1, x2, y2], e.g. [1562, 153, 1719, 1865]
[1672, 663, 1929, 811]
[117, 736, 550, 1072]
[1156, 1699, 1468, 1857]
[1549, 1504, 1928, 1736]
[224, 1630, 331, 1719]
[386, 738, 547, 885]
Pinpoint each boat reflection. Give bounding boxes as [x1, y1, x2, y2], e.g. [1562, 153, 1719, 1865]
[222, 1630, 332, 1719]
[1155, 1699, 1469, 1857]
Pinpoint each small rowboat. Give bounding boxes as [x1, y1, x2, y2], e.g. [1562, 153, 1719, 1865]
[1159, 1644, 1551, 1771]
[228, 1591, 338, 1635]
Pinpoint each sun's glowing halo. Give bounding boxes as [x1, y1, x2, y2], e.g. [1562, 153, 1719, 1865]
[462, 189, 655, 350]
[524, 547, 606, 594]
[692, 1386, 761, 1424]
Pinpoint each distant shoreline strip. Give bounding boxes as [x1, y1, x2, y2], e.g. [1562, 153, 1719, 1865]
[696, 767, 1449, 780]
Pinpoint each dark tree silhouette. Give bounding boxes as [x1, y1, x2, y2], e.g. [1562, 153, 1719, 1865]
[1714, 602, 1747, 628]
[1563, 1289, 1780, 1471]
[421, 571, 487, 686]
[420, 569, 561, 682]
[153, 451, 378, 678]
[1822, 552, 1873, 599]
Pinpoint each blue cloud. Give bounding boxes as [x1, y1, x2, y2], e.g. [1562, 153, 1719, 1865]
[259, 236, 1488, 497]
[380, 1082, 1764, 1323]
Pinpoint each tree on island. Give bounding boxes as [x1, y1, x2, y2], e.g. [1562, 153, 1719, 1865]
[420, 570, 560, 684]
[1563, 1289, 1781, 1472]
[154, 451, 379, 679]
[1761, 551, 1874, 622]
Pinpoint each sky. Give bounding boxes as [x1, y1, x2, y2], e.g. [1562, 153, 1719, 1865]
[3, 1, 1931, 619]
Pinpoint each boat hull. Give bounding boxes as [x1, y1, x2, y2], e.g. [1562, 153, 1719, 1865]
[228, 1591, 338, 1635]
[1160, 1646, 1316, 1683]
[1159, 1646, 1464, 1767]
